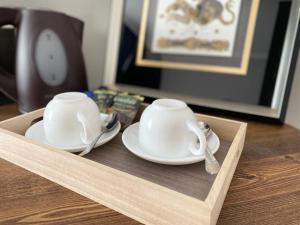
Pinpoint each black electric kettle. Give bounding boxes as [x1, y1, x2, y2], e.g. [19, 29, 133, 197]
[0, 8, 88, 112]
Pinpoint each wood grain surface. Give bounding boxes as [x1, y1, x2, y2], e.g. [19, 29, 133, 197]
[0, 104, 299, 225]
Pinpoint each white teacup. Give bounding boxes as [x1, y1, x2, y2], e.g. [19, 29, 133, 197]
[43, 92, 101, 147]
[139, 99, 207, 158]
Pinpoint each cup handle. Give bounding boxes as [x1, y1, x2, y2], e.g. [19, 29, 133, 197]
[77, 112, 95, 144]
[187, 121, 207, 156]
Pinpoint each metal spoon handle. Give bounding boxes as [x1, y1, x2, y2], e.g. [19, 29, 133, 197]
[205, 146, 220, 175]
[79, 112, 119, 157]
[79, 132, 104, 157]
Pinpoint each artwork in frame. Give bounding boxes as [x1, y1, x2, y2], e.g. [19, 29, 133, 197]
[104, 0, 300, 123]
[136, 0, 260, 75]
[151, 0, 242, 57]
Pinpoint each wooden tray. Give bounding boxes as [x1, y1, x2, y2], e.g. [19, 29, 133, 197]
[0, 109, 247, 225]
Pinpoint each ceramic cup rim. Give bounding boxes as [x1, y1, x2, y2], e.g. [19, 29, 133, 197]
[152, 99, 187, 110]
[53, 92, 87, 103]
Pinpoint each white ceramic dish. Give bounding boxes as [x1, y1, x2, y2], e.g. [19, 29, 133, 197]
[25, 114, 121, 153]
[122, 122, 220, 165]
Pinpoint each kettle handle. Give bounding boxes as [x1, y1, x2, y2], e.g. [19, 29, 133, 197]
[0, 7, 19, 26]
[69, 17, 84, 44]
[0, 8, 19, 101]
[0, 67, 17, 101]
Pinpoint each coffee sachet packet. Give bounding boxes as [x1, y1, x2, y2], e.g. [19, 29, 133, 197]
[85, 88, 144, 130]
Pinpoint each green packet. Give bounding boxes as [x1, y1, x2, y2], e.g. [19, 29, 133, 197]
[86, 89, 144, 130]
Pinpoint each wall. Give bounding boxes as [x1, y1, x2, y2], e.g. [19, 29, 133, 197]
[286, 51, 300, 129]
[0, 0, 111, 89]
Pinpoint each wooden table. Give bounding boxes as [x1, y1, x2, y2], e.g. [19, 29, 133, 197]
[0, 104, 299, 225]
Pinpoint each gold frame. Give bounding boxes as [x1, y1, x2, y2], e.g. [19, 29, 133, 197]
[136, 0, 260, 75]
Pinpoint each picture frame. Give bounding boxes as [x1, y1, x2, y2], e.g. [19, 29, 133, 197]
[136, 0, 260, 75]
[103, 0, 300, 123]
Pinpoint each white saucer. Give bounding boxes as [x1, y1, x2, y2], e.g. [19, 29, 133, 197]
[25, 114, 121, 153]
[122, 122, 220, 165]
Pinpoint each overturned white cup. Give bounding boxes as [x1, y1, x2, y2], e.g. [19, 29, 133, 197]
[43, 92, 101, 147]
[139, 99, 207, 158]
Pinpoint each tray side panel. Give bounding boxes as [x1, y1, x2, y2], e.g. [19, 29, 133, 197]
[0, 129, 211, 225]
[197, 114, 241, 142]
[0, 109, 44, 134]
[205, 123, 247, 225]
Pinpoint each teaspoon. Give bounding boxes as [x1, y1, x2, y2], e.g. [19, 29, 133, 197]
[198, 122, 220, 175]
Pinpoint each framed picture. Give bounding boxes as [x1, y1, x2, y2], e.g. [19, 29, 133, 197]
[136, 0, 259, 75]
[103, 0, 300, 123]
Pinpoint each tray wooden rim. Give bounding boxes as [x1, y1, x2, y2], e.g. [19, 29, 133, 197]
[0, 109, 247, 225]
